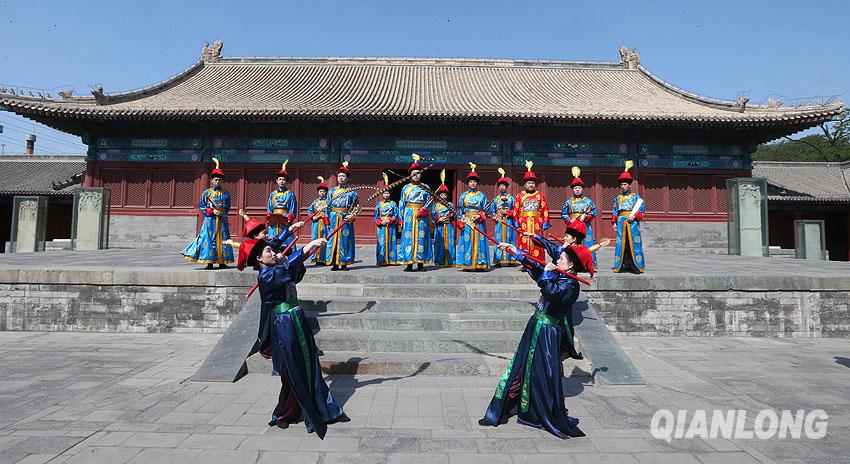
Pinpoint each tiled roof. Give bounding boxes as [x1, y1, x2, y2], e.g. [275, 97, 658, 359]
[0, 54, 842, 127]
[0, 155, 86, 196]
[752, 160, 850, 202]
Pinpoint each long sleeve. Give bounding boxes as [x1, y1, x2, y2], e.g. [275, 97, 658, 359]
[512, 192, 523, 219]
[198, 190, 212, 216]
[286, 192, 297, 219]
[266, 191, 275, 214]
[611, 195, 620, 224]
[222, 192, 231, 215]
[535, 273, 579, 306]
[530, 234, 563, 261]
[514, 250, 544, 278]
[634, 193, 645, 222]
[540, 194, 550, 229]
[423, 187, 433, 210]
[586, 198, 598, 221]
[561, 200, 571, 223]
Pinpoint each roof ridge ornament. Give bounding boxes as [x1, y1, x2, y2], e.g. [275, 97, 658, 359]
[618, 46, 640, 69]
[202, 40, 223, 63]
[735, 95, 749, 113]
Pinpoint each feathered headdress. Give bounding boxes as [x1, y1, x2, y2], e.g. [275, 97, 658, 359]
[338, 160, 350, 175]
[522, 159, 537, 182]
[408, 153, 424, 173]
[277, 159, 290, 179]
[497, 166, 510, 186]
[436, 169, 449, 195]
[618, 159, 635, 183]
[210, 157, 225, 178]
[316, 175, 328, 191]
[570, 166, 584, 187]
[466, 162, 479, 182]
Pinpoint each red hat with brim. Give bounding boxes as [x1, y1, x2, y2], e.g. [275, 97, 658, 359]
[237, 238, 267, 271]
[570, 177, 584, 187]
[564, 245, 595, 278]
[618, 171, 634, 183]
[338, 164, 350, 175]
[497, 177, 510, 186]
[408, 161, 424, 174]
[211, 168, 226, 179]
[466, 171, 480, 182]
[522, 170, 537, 183]
[566, 220, 587, 241]
[242, 217, 266, 238]
[436, 184, 450, 195]
[276, 169, 289, 180]
[317, 181, 328, 191]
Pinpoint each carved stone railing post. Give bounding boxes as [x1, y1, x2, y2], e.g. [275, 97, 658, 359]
[10, 196, 47, 252]
[72, 187, 111, 250]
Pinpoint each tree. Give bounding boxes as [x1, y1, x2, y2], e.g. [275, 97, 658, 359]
[754, 108, 850, 162]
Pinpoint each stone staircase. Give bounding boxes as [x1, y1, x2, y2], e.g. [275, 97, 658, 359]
[246, 264, 592, 378]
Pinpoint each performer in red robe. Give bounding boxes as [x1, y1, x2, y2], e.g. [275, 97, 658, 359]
[513, 160, 551, 261]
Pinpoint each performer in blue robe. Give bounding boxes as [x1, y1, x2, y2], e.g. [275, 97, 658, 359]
[431, 179, 456, 268]
[181, 158, 234, 269]
[398, 154, 433, 271]
[374, 187, 400, 266]
[479, 241, 593, 439]
[611, 161, 646, 274]
[455, 163, 490, 271]
[488, 168, 519, 266]
[237, 236, 348, 439]
[306, 177, 330, 265]
[267, 160, 298, 250]
[562, 167, 599, 267]
[325, 161, 358, 270]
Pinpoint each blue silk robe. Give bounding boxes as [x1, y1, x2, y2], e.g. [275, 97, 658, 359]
[267, 188, 298, 249]
[561, 195, 598, 266]
[324, 185, 358, 266]
[257, 248, 345, 439]
[306, 198, 329, 264]
[181, 187, 234, 264]
[374, 200, 399, 266]
[398, 183, 434, 265]
[431, 201, 456, 268]
[488, 193, 519, 265]
[482, 250, 584, 439]
[612, 191, 646, 273]
[455, 190, 490, 270]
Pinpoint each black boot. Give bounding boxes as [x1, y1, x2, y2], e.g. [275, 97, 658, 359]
[404, 264, 414, 272]
[218, 263, 228, 269]
[340, 265, 348, 271]
[331, 265, 339, 271]
[205, 263, 214, 270]
[416, 263, 425, 272]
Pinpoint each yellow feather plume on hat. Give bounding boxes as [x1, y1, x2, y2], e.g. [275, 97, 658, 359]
[382, 172, 389, 185]
[525, 160, 534, 171]
[281, 159, 289, 171]
[624, 160, 634, 172]
[212, 157, 220, 169]
[498, 167, 505, 177]
[468, 162, 477, 172]
[440, 169, 446, 185]
[571, 166, 581, 179]
[412, 153, 421, 162]
[317, 176, 324, 183]
[342, 161, 349, 168]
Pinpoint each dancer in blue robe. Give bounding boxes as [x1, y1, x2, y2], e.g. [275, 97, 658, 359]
[267, 160, 298, 250]
[455, 163, 490, 271]
[374, 188, 400, 266]
[488, 168, 519, 266]
[238, 236, 349, 439]
[431, 181, 456, 268]
[324, 162, 358, 270]
[306, 177, 330, 265]
[181, 158, 234, 269]
[398, 155, 433, 271]
[479, 241, 593, 439]
[611, 161, 646, 273]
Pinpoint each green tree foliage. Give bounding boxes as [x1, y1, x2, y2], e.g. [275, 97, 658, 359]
[755, 108, 850, 162]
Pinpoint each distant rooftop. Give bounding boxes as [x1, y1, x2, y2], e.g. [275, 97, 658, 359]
[0, 155, 86, 196]
[753, 160, 850, 203]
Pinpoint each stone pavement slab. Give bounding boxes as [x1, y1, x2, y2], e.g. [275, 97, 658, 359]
[0, 332, 849, 463]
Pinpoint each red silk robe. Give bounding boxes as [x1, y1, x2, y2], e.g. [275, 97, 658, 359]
[513, 190, 550, 260]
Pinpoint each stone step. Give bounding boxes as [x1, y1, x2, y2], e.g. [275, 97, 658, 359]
[297, 283, 540, 300]
[298, 297, 536, 314]
[247, 350, 594, 377]
[313, 329, 529, 353]
[305, 311, 531, 332]
[299, 267, 532, 285]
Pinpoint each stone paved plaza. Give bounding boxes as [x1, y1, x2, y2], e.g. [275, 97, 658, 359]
[1, 332, 848, 463]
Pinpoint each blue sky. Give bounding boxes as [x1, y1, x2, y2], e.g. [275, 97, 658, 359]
[0, 0, 847, 154]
